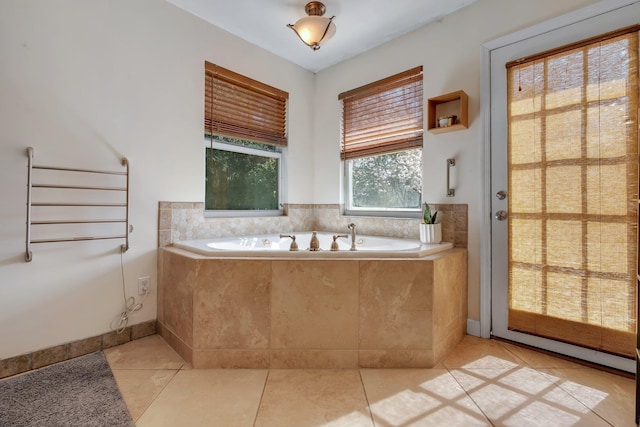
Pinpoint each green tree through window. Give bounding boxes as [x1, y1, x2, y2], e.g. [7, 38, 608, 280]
[350, 149, 422, 209]
[205, 138, 280, 211]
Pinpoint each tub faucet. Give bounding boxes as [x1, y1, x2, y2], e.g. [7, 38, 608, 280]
[309, 231, 320, 251]
[279, 234, 298, 251]
[347, 223, 357, 251]
[331, 234, 349, 251]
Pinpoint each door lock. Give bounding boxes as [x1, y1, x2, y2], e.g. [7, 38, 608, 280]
[495, 210, 508, 221]
[496, 190, 507, 200]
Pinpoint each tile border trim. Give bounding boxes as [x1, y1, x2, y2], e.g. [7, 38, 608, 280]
[0, 320, 156, 379]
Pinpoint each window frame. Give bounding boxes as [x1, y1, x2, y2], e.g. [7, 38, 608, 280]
[203, 138, 284, 218]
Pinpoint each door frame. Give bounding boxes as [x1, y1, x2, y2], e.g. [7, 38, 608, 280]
[480, 0, 639, 371]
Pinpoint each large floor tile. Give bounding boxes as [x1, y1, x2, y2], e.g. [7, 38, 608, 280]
[105, 335, 635, 427]
[360, 369, 491, 426]
[111, 369, 177, 421]
[255, 370, 373, 427]
[450, 365, 610, 426]
[442, 336, 525, 369]
[105, 335, 186, 370]
[540, 367, 636, 427]
[136, 369, 268, 427]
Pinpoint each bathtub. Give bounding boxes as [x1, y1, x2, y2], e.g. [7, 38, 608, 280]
[172, 231, 453, 258]
[159, 237, 467, 369]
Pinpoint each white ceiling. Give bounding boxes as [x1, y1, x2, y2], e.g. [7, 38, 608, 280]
[166, 0, 480, 73]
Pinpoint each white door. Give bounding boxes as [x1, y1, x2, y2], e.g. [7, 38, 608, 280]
[490, 2, 640, 372]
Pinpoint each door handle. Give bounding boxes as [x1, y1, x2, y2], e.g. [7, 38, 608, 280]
[496, 190, 507, 200]
[446, 158, 455, 197]
[495, 210, 508, 221]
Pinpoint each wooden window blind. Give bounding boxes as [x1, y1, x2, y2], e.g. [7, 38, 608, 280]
[204, 62, 288, 146]
[506, 26, 639, 357]
[339, 66, 423, 160]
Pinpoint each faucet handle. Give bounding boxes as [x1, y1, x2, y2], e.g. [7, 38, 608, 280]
[279, 234, 299, 251]
[309, 231, 320, 251]
[331, 234, 349, 251]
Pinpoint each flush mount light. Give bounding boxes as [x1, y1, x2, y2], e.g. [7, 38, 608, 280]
[287, 1, 336, 51]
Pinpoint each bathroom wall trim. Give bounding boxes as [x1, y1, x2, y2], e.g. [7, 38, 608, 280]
[0, 321, 156, 379]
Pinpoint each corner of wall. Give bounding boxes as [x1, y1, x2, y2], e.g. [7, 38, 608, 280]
[466, 318, 481, 337]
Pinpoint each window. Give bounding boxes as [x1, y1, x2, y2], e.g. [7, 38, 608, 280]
[205, 138, 282, 212]
[339, 66, 423, 214]
[204, 62, 288, 215]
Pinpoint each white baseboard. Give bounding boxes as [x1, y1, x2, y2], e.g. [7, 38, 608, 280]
[466, 318, 481, 337]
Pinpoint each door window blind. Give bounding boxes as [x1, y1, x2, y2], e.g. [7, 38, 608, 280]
[506, 26, 639, 357]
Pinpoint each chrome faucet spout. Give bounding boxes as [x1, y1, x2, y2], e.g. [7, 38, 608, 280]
[347, 223, 357, 251]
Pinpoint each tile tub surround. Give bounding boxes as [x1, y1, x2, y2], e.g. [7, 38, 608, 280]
[157, 246, 467, 369]
[158, 202, 468, 249]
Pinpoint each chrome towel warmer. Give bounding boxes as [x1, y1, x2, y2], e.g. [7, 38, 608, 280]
[25, 147, 131, 262]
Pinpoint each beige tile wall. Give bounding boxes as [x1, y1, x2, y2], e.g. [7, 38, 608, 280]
[158, 202, 315, 247]
[195, 260, 271, 351]
[158, 247, 467, 369]
[271, 260, 360, 351]
[158, 202, 468, 248]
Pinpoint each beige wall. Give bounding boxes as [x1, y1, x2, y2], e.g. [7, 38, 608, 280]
[0, 0, 314, 359]
[0, 0, 600, 359]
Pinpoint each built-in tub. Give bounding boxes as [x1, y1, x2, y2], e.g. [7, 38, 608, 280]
[159, 233, 467, 370]
[172, 232, 453, 258]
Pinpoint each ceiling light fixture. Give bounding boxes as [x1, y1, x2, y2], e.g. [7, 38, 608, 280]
[287, 1, 336, 51]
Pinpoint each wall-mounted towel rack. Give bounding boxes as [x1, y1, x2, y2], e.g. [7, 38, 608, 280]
[25, 147, 131, 262]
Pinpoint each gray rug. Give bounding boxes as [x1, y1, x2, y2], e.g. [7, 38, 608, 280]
[0, 351, 134, 427]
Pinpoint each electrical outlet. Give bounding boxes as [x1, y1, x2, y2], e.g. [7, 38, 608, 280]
[138, 276, 150, 295]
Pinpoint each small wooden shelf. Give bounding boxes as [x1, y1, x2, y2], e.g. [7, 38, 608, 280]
[427, 90, 468, 134]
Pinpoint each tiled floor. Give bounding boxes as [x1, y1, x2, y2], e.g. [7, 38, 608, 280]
[104, 335, 635, 426]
